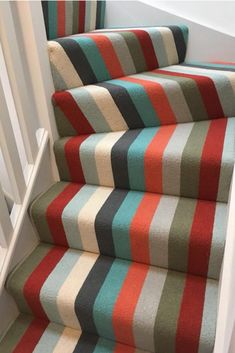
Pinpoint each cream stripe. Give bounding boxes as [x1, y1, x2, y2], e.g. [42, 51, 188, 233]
[52, 327, 82, 353]
[133, 267, 168, 352]
[162, 122, 194, 195]
[89, 0, 97, 30]
[48, 41, 83, 88]
[159, 28, 178, 65]
[134, 73, 193, 123]
[149, 195, 179, 268]
[78, 186, 112, 252]
[84, 85, 128, 131]
[57, 252, 98, 329]
[95, 131, 125, 186]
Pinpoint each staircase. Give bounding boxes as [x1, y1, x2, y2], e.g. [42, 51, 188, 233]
[1, 2, 235, 353]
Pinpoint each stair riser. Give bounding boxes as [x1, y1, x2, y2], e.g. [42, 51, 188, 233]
[49, 26, 188, 90]
[53, 64, 235, 136]
[31, 182, 227, 279]
[7, 244, 218, 353]
[54, 118, 235, 202]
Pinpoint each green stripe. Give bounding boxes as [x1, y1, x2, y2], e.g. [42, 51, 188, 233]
[30, 182, 68, 244]
[72, 0, 79, 33]
[154, 271, 186, 353]
[119, 32, 146, 73]
[93, 259, 130, 339]
[180, 120, 210, 198]
[150, 72, 208, 121]
[168, 198, 196, 272]
[0, 315, 32, 353]
[6, 244, 53, 314]
[48, 1, 58, 40]
[54, 138, 71, 181]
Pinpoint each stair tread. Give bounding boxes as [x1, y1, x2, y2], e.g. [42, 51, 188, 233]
[54, 118, 235, 202]
[0, 314, 151, 353]
[49, 26, 188, 91]
[53, 62, 235, 136]
[31, 181, 227, 279]
[7, 243, 218, 353]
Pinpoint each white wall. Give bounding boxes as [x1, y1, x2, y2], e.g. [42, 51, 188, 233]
[105, 1, 235, 62]
[143, 1, 235, 37]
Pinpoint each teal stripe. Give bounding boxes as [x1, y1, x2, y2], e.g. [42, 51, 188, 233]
[112, 191, 143, 259]
[186, 61, 235, 70]
[98, 1, 106, 29]
[72, 87, 110, 132]
[93, 259, 130, 339]
[73, 37, 111, 82]
[48, 1, 58, 40]
[93, 337, 115, 353]
[180, 24, 189, 46]
[128, 127, 158, 190]
[62, 185, 98, 249]
[32, 322, 63, 353]
[110, 79, 161, 126]
[79, 134, 105, 185]
[40, 250, 81, 324]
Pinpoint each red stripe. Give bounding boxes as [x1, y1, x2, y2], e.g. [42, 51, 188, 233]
[57, 1, 65, 38]
[131, 30, 158, 69]
[122, 76, 176, 125]
[113, 262, 149, 346]
[130, 193, 161, 263]
[212, 61, 235, 66]
[78, 0, 86, 33]
[114, 343, 135, 353]
[23, 247, 67, 319]
[84, 33, 124, 78]
[199, 118, 227, 200]
[46, 183, 83, 246]
[188, 200, 216, 276]
[52, 92, 94, 135]
[176, 275, 207, 353]
[12, 318, 49, 353]
[144, 125, 176, 193]
[155, 69, 224, 118]
[65, 136, 89, 183]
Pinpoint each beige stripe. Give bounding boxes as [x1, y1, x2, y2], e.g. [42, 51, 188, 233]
[176, 65, 235, 96]
[78, 186, 112, 251]
[134, 73, 193, 123]
[95, 131, 125, 186]
[52, 327, 82, 353]
[162, 122, 194, 195]
[84, 85, 128, 131]
[159, 28, 178, 65]
[89, 0, 97, 30]
[57, 252, 98, 329]
[48, 41, 83, 89]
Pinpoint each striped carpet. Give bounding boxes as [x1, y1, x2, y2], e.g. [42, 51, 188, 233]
[1, 19, 234, 353]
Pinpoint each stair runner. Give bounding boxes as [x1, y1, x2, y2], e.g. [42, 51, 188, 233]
[1, 8, 235, 353]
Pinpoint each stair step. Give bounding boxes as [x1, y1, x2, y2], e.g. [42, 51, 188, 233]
[48, 26, 188, 91]
[53, 62, 235, 136]
[6, 243, 218, 353]
[31, 182, 227, 279]
[0, 314, 150, 353]
[54, 118, 235, 202]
